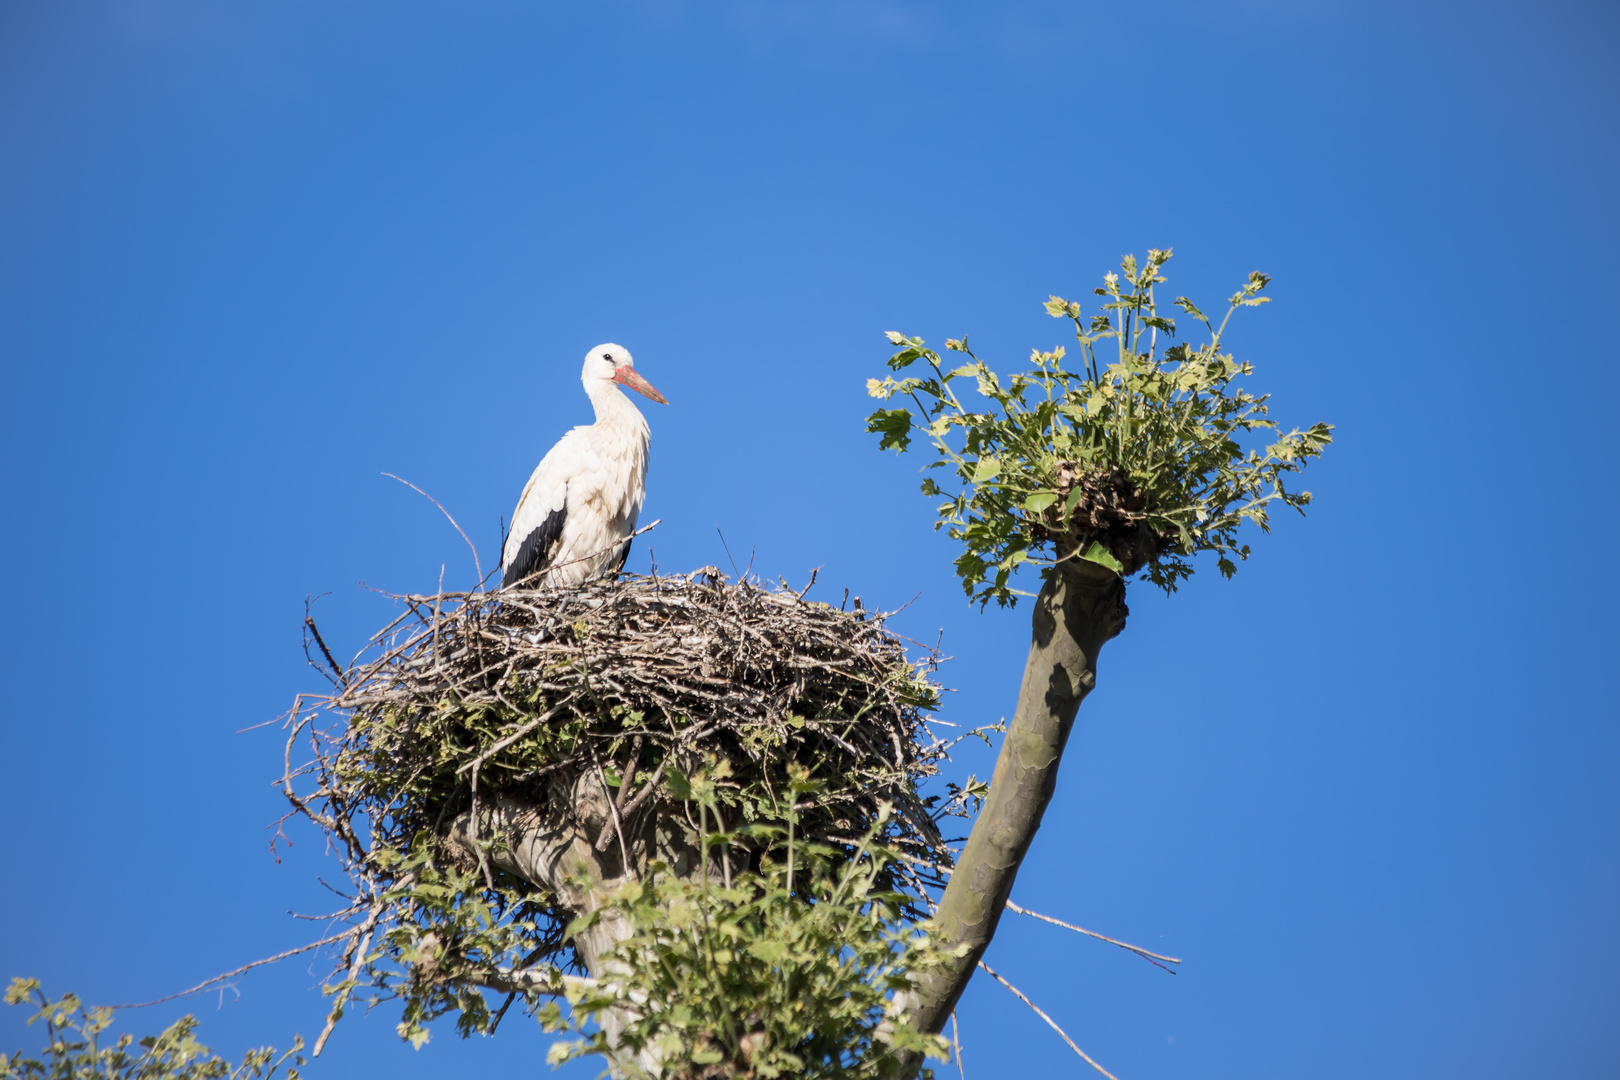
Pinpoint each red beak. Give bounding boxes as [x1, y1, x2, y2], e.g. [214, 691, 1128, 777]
[613, 365, 668, 405]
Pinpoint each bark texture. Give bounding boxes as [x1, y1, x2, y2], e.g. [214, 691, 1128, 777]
[908, 560, 1128, 1042]
[444, 772, 684, 1079]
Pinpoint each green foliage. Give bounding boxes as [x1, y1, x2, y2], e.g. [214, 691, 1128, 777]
[1, 980, 302, 1080]
[317, 690, 584, 1047]
[867, 249, 1333, 605]
[360, 838, 562, 1050]
[542, 780, 956, 1080]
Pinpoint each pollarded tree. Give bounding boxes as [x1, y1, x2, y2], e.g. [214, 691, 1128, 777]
[865, 248, 1331, 1065]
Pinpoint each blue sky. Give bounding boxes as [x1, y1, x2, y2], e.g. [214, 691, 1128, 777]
[2, 1, 1616, 1077]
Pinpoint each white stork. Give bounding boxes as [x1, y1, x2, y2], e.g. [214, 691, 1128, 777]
[501, 343, 668, 589]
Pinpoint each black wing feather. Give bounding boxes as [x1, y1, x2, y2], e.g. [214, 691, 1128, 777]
[502, 505, 567, 588]
[611, 537, 634, 574]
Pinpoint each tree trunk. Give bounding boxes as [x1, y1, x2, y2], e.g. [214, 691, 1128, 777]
[444, 773, 682, 1078]
[905, 559, 1128, 1053]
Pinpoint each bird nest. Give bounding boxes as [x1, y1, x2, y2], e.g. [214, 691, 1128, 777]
[284, 570, 954, 986]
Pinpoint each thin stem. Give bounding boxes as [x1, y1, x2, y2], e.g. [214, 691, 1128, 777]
[786, 795, 796, 896]
[99, 929, 358, 1010]
[977, 960, 1118, 1080]
[1003, 900, 1180, 973]
[591, 748, 635, 880]
[382, 472, 484, 588]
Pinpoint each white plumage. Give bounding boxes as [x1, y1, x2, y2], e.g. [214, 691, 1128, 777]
[501, 344, 667, 589]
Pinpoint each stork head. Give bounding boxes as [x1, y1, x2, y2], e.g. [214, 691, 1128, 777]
[582, 343, 668, 405]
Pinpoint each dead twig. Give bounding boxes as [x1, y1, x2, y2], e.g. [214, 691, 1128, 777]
[977, 960, 1118, 1080]
[304, 613, 347, 688]
[101, 929, 356, 1010]
[1004, 899, 1181, 973]
[382, 472, 484, 587]
[312, 900, 383, 1057]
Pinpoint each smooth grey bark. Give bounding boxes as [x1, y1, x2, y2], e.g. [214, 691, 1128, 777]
[444, 790, 636, 975]
[444, 773, 679, 1078]
[906, 559, 1128, 1047]
[442, 765, 707, 978]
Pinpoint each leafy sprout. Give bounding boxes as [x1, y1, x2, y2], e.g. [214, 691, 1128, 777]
[541, 777, 957, 1080]
[2, 979, 303, 1080]
[867, 248, 1333, 606]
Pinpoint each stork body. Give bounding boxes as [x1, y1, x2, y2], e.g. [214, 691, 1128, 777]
[501, 344, 668, 589]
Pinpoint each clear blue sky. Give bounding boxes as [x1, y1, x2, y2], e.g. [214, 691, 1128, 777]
[2, 2, 1616, 1077]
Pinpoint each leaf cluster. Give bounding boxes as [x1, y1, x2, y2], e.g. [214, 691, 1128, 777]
[1, 980, 302, 1080]
[544, 794, 956, 1080]
[867, 249, 1333, 605]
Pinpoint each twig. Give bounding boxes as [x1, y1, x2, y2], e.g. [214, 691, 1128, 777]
[1004, 899, 1180, 973]
[597, 734, 644, 852]
[488, 942, 555, 1034]
[796, 567, 820, 600]
[101, 930, 355, 1009]
[951, 1010, 966, 1080]
[489, 991, 519, 1034]
[382, 472, 484, 586]
[305, 614, 347, 687]
[977, 960, 1118, 1080]
[715, 525, 740, 579]
[313, 901, 383, 1057]
[469, 762, 497, 892]
[590, 744, 635, 878]
[616, 756, 673, 819]
[454, 697, 579, 775]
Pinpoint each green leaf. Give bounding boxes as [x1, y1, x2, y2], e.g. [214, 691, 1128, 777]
[1173, 295, 1210, 326]
[664, 768, 693, 801]
[1023, 492, 1057, 513]
[865, 408, 914, 453]
[563, 909, 602, 939]
[973, 457, 1001, 484]
[1078, 541, 1123, 574]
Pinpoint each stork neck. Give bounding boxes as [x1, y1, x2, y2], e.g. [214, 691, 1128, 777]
[585, 378, 649, 435]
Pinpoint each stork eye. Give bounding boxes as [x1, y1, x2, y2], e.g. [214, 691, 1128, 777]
[603, 352, 614, 362]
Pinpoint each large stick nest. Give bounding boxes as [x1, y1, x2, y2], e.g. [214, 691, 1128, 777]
[292, 569, 952, 975]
